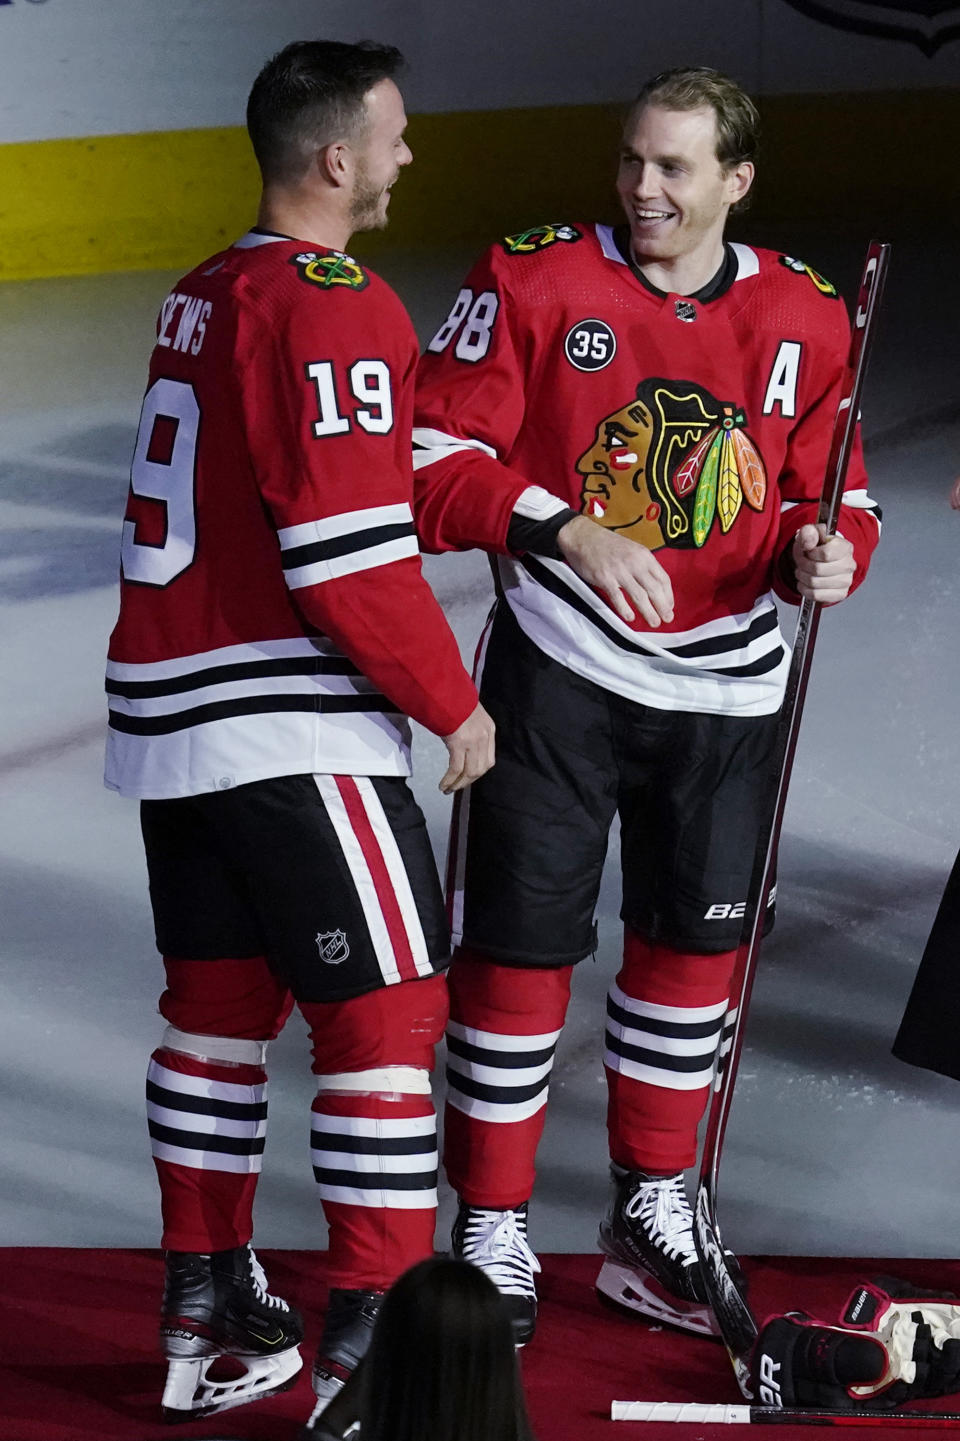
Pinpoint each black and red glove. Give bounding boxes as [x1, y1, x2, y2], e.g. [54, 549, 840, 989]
[749, 1277, 960, 1410]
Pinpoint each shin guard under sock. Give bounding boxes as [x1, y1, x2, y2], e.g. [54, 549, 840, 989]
[443, 948, 572, 1208]
[605, 932, 736, 1175]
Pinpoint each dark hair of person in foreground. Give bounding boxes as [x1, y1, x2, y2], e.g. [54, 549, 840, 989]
[314, 1256, 537, 1441]
[247, 38, 405, 185]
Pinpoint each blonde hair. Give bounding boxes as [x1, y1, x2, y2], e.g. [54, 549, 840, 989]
[629, 66, 760, 170]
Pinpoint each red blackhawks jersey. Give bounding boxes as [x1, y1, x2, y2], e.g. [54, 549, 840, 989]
[413, 222, 880, 718]
[105, 230, 477, 800]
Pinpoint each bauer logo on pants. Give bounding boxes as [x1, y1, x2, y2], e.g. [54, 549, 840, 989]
[316, 929, 350, 964]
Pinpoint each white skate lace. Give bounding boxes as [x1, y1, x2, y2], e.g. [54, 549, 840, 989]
[625, 1175, 697, 1267]
[460, 1209, 542, 1299]
[247, 1246, 290, 1311]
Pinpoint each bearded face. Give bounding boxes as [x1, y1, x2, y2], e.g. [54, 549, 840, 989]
[346, 79, 412, 232]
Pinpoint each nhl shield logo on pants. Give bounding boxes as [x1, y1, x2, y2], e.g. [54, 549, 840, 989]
[316, 929, 350, 964]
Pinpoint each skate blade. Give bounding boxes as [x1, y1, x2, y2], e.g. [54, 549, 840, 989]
[160, 1347, 303, 1420]
[595, 1259, 719, 1339]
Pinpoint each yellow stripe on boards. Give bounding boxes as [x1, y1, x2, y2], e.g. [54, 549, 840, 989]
[0, 106, 627, 282]
[0, 128, 261, 281]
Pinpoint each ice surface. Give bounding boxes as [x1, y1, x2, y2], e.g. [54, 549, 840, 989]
[1, 234, 957, 1258]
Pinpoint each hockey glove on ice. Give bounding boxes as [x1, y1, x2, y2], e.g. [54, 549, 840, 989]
[750, 1277, 960, 1410]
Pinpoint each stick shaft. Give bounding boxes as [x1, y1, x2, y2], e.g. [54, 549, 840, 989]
[612, 1400, 960, 1426]
[692, 241, 892, 1378]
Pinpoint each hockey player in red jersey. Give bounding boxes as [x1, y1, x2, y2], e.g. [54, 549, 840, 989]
[105, 41, 494, 1425]
[412, 68, 880, 1344]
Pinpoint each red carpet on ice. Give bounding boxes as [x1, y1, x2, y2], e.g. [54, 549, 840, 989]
[4, 1250, 959, 1441]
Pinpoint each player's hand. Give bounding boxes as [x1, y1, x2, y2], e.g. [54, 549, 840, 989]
[439, 703, 495, 794]
[556, 515, 674, 626]
[792, 522, 856, 604]
[949, 477, 960, 510]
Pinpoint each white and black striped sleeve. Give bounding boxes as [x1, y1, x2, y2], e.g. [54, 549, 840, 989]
[277, 502, 419, 590]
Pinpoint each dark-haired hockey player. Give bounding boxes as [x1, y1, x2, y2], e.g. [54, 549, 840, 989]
[105, 40, 494, 1424]
[412, 66, 880, 1344]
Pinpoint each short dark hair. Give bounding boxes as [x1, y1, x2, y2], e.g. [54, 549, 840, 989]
[246, 39, 404, 185]
[628, 66, 760, 171]
[358, 1258, 536, 1441]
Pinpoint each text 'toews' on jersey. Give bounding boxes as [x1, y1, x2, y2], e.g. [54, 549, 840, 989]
[106, 232, 477, 799]
[413, 223, 880, 719]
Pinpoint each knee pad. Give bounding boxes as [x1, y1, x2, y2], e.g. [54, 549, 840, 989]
[302, 974, 448, 1077]
[448, 950, 572, 1030]
[619, 932, 736, 1008]
[159, 956, 292, 1041]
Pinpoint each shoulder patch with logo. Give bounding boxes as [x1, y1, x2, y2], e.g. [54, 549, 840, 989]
[501, 223, 583, 256]
[778, 254, 839, 299]
[290, 250, 369, 291]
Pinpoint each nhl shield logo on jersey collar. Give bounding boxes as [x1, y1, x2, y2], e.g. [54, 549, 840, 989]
[781, 1, 960, 56]
[316, 929, 351, 964]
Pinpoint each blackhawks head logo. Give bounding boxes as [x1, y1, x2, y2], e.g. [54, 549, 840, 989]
[501, 223, 582, 255]
[576, 378, 767, 551]
[291, 250, 369, 291]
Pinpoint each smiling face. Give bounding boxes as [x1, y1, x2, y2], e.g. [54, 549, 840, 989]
[348, 78, 413, 231]
[616, 104, 753, 282]
[575, 397, 666, 547]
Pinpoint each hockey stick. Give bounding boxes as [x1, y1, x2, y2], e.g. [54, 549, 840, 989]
[692, 240, 892, 1394]
[611, 1401, 960, 1427]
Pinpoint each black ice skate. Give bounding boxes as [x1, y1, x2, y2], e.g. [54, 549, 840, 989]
[596, 1164, 742, 1338]
[159, 1243, 303, 1419]
[451, 1200, 540, 1346]
[304, 1287, 384, 1429]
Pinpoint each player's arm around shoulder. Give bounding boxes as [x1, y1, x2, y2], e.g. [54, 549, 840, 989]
[767, 252, 881, 607]
[413, 234, 558, 555]
[415, 223, 675, 622]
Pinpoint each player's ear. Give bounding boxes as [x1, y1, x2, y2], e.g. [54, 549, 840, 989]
[317, 140, 351, 188]
[725, 160, 754, 207]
